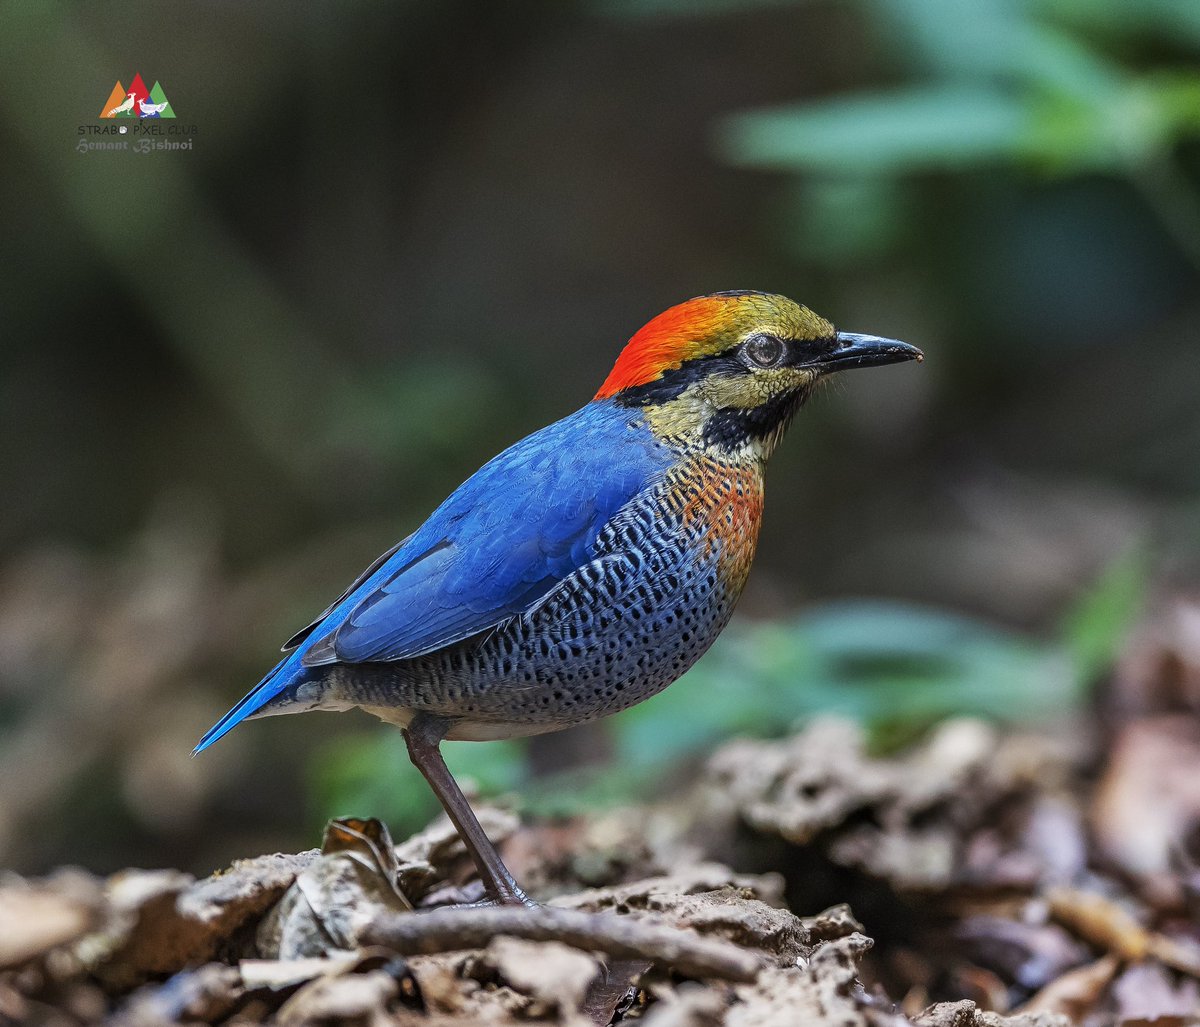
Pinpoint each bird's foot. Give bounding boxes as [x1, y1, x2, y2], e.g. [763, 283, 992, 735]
[460, 893, 540, 910]
[418, 879, 539, 910]
[487, 884, 539, 909]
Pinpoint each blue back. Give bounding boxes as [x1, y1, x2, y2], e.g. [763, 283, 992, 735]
[194, 400, 673, 752]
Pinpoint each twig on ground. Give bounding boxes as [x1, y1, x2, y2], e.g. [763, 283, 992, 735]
[363, 905, 763, 983]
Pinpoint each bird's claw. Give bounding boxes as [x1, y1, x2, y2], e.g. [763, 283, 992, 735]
[416, 879, 538, 910]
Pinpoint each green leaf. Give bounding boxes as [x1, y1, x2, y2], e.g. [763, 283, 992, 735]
[716, 88, 1029, 174]
[1059, 547, 1148, 685]
[779, 176, 913, 266]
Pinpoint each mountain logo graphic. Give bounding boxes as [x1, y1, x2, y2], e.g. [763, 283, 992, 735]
[100, 74, 175, 119]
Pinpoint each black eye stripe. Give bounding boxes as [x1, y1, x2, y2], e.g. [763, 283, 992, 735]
[811, 335, 840, 357]
[781, 335, 839, 367]
[613, 333, 838, 407]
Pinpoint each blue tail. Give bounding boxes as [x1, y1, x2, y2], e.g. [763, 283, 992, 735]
[193, 655, 295, 754]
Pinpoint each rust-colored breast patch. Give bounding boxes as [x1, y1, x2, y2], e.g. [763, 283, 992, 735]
[662, 455, 765, 594]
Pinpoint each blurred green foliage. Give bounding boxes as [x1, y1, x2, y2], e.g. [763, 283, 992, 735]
[712, 0, 1200, 267]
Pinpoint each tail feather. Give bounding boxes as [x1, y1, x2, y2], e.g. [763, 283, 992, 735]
[193, 655, 291, 755]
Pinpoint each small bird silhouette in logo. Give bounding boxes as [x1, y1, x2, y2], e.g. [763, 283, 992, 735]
[107, 92, 136, 117]
[138, 98, 169, 118]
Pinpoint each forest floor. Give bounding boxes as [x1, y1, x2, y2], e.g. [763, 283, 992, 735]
[4, 601, 1200, 1027]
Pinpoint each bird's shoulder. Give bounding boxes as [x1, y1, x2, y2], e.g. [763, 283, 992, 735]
[433, 400, 672, 521]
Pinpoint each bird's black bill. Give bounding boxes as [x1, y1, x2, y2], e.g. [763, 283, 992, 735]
[822, 332, 924, 371]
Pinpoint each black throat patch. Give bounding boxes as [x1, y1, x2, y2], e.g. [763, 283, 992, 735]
[701, 386, 811, 451]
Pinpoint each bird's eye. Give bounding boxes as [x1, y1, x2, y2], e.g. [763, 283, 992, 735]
[744, 334, 785, 368]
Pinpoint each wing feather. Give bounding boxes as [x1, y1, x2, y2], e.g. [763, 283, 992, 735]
[281, 533, 413, 651]
[297, 403, 671, 668]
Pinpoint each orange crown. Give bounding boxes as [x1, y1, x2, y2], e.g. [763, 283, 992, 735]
[594, 295, 735, 400]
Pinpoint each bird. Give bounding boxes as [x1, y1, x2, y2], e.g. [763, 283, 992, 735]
[138, 98, 169, 117]
[107, 92, 136, 117]
[195, 291, 922, 905]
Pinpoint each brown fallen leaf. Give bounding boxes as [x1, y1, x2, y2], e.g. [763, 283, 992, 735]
[258, 818, 413, 959]
[1092, 716, 1200, 883]
[954, 915, 1089, 992]
[1112, 960, 1200, 1023]
[321, 818, 412, 911]
[1046, 888, 1151, 961]
[1018, 954, 1119, 1019]
[483, 936, 599, 1015]
[1046, 888, 1200, 978]
[82, 851, 314, 989]
[950, 963, 1010, 1014]
[275, 969, 399, 1027]
[0, 870, 102, 969]
[637, 982, 726, 1027]
[112, 962, 243, 1025]
[1108, 596, 1200, 716]
[580, 957, 651, 1027]
[0, 982, 27, 1023]
[239, 952, 364, 990]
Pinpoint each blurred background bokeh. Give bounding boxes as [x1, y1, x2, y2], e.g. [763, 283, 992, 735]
[2, 0, 1199, 877]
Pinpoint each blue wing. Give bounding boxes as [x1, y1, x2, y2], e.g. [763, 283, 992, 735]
[302, 401, 668, 664]
[194, 401, 669, 753]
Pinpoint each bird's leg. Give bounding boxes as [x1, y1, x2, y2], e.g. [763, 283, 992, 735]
[403, 713, 534, 907]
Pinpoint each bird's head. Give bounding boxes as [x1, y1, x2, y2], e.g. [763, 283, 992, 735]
[595, 291, 922, 456]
